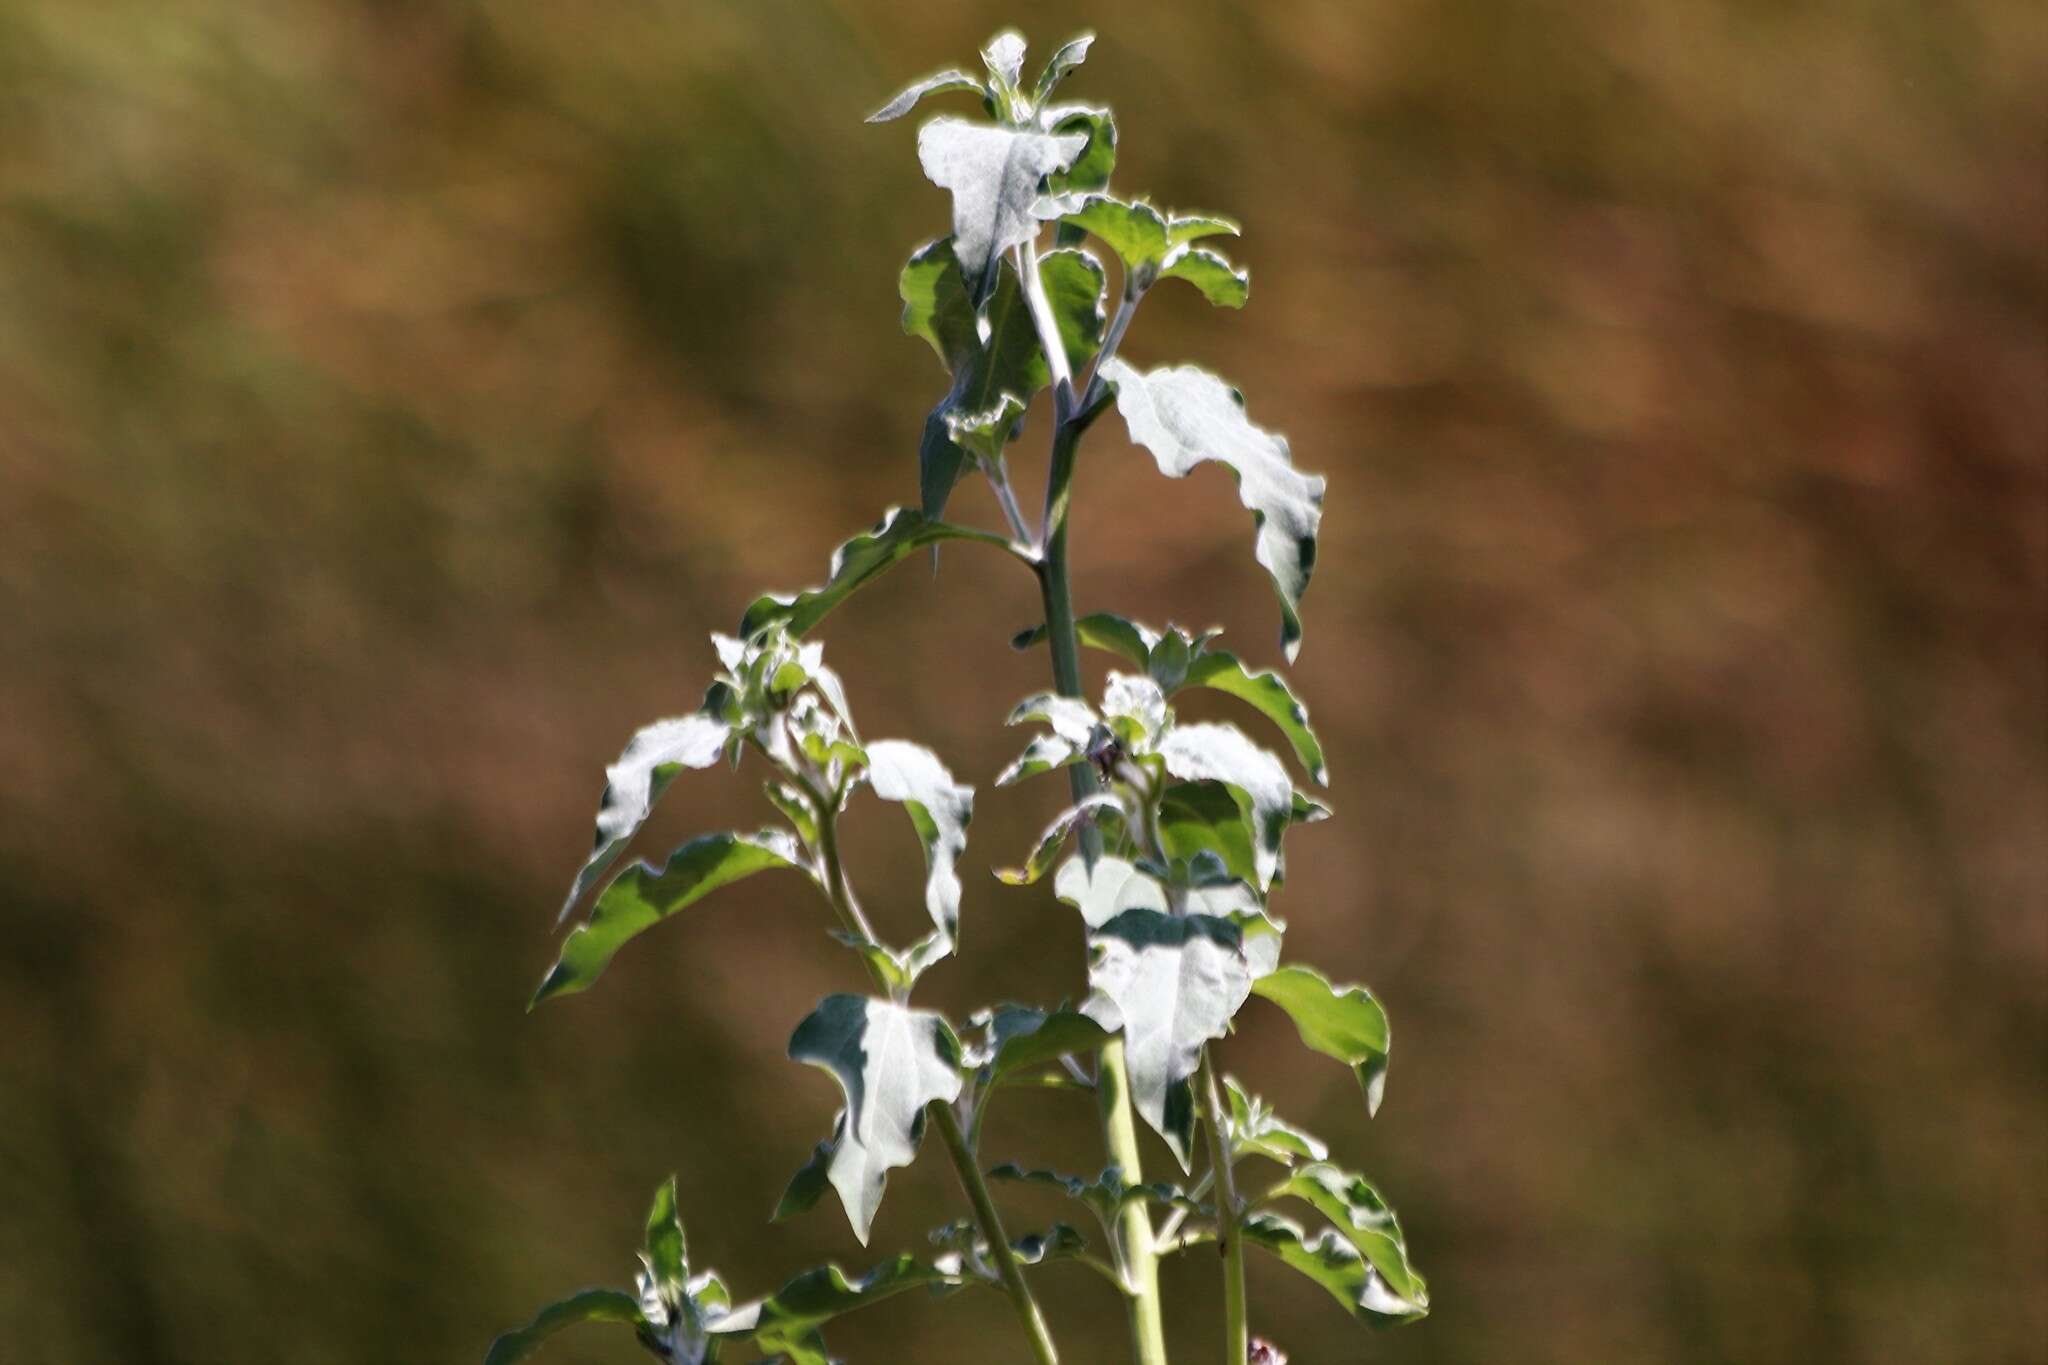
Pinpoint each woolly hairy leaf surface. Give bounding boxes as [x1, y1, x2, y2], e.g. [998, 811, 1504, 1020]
[862, 739, 974, 947]
[1158, 722, 1296, 890]
[1099, 360, 1325, 661]
[559, 713, 730, 923]
[916, 119, 1087, 298]
[535, 830, 804, 1005]
[788, 995, 964, 1243]
[866, 69, 985, 124]
[1083, 908, 1251, 1169]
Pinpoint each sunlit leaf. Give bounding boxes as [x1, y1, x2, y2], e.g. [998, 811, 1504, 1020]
[641, 1176, 687, 1304]
[1223, 1076, 1329, 1166]
[943, 393, 1028, 466]
[917, 119, 1088, 298]
[1098, 361, 1325, 661]
[1058, 195, 1170, 272]
[1158, 722, 1295, 890]
[559, 713, 730, 924]
[1241, 1212, 1428, 1326]
[997, 793, 1121, 885]
[1167, 213, 1240, 247]
[1033, 33, 1094, 104]
[1183, 647, 1327, 784]
[976, 1004, 1113, 1086]
[483, 1289, 642, 1365]
[1082, 908, 1252, 1168]
[863, 740, 974, 948]
[709, 1252, 958, 1353]
[788, 995, 965, 1243]
[981, 30, 1028, 95]
[990, 1163, 1208, 1223]
[1274, 1164, 1429, 1312]
[867, 69, 986, 124]
[535, 830, 805, 1006]
[1251, 965, 1392, 1115]
[739, 508, 1028, 640]
[1160, 245, 1249, 308]
[1040, 107, 1117, 224]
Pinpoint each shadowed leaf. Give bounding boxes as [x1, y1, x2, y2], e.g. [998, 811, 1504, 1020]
[1252, 965, 1392, 1115]
[535, 830, 804, 1006]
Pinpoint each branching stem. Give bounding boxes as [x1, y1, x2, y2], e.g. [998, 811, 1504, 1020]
[1022, 236, 1171, 1365]
[932, 1102, 1062, 1365]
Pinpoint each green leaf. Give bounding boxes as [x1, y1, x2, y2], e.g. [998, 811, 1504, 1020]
[1060, 195, 1170, 272]
[863, 740, 974, 948]
[1275, 1164, 1430, 1312]
[788, 994, 965, 1243]
[535, 830, 805, 1006]
[1098, 360, 1325, 661]
[774, 1111, 843, 1223]
[1010, 611, 1154, 665]
[916, 118, 1088, 299]
[642, 1175, 687, 1303]
[1183, 647, 1328, 784]
[976, 1004, 1113, 1086]
[943, 393, 1027, 466]
[1157, 780, 1259, 889]
[1251, 965, 1392, 1115]
[559, 713, 731, 924]
[739, 508, 1027, 640]
[834, 929, 952, 996]
[1033, 33, 1094, 105]
[483, 1289, 643, 1365]
[867, 69, 986, 124]
[1082, 908, 1252, 1169]
[1160, 245, 1249, 308]
[900, 242, 1048, 519]
[1167, 213, 1241, 248]
[997, 794, 1121, 885]
[1241, 1212, 1428, 1326]
[1158, 722, 1296, 890]
[990, 1163, 1207, 1224]
[1039, 108, 1118, 244]
[1039, 246, 1108, 374]
[1223, 1076, 1329, 1165]
[994, 691, 1100, 786]
[709, 1253, 958, 1354]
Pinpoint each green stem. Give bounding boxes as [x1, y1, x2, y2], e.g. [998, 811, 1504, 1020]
[808, 779, 1059, 1362]
[1198, 1050, 1248, 1365]
[932, 1101, 1062, 1365]
[1038, 418, 1170, 1365]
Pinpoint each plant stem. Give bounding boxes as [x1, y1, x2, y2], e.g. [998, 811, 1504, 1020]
[1036, 417, 1170, 1365]
[1198, 1050, 1248, 1365]
[932, 1100, 1062, 1365]
[809, 779, 1060, 1362]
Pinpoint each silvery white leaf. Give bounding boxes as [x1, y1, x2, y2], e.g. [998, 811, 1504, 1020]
[917, 119, 1088, 297]
[560, 714, 730, 924]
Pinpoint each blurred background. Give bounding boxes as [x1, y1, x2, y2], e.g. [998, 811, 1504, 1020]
[2, 2, 2043, 1362]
